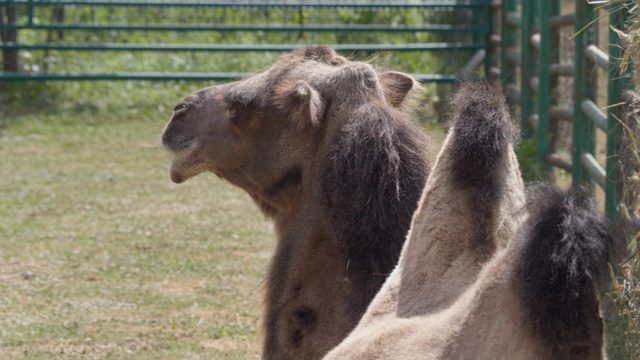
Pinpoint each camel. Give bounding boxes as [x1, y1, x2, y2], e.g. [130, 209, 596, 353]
[161, 46, 432, 359]
[324, 81, 609, 360]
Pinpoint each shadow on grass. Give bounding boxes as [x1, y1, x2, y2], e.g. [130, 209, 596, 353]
[0, 81, 66, 126]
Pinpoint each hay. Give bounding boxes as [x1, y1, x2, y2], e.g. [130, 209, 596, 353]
[612, 1, 639, 84]
[609, 1, 640, 358]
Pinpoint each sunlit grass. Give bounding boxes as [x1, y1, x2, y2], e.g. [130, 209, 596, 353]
[0, 81, 275, 359]
[1, 6, 453, 356]
[0, 71, 446, 358]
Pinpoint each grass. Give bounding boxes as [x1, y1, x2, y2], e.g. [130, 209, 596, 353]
[0, 74, 444, 359]
[0, 81, 276, 359]
[1, 5, 458, 358]
[3, 2, 635, 358]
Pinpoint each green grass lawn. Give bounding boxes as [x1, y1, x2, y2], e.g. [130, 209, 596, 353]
[0, 81, 276, 359]
[0, 76, 633, 359]
[0, 3, 634, 356]
[0, 79, 445, 359]
[0, 6, 453, 356]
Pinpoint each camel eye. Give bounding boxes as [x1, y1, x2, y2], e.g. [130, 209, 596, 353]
[173, 103, 188, 117]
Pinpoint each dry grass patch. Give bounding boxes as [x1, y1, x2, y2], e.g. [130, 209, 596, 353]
[605, 2, 640, 359]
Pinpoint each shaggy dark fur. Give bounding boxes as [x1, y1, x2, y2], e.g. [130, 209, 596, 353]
[448, 80, 518, 188]
[516, 184, 609, 358]
[321, 103, 431, 315]
[448, 80, 519, 255]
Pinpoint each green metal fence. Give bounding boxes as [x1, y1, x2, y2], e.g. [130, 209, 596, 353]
[3, 0, 637, 250]
[495, 0, 638, 257]
[0, 0, 494, 82]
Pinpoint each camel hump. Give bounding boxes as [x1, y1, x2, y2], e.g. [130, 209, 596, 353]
[448, 80, 518, 188]
[516, 184, 609, 349]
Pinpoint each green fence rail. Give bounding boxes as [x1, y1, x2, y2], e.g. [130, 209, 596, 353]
[0, 0, 493, 82]
[0, 71, 457, 82]
[0, 42, 487, 51]
[1, 1, 490, 8]
[494, 0, 638, 259]
[3, 1, 636, 236]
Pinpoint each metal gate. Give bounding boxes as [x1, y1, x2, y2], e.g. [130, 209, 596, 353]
[0, 0, 493, 82]
[493, 0, 638, 257]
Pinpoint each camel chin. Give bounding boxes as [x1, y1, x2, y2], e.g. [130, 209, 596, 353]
[164, 138, 204, 184]
[169, 153, 204, 184]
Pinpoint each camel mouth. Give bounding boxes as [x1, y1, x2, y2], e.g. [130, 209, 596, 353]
[169, 157, 189, 183]
[169, 154, 199, 184]
[165, 140, 204, 184]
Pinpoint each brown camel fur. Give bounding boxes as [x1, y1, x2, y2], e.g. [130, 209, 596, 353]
[161, 46, 432, 360]
[324, 81, 609, 360]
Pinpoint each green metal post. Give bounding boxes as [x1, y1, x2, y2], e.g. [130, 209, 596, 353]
[501, 0, 517, 87]
[572, 0, 598, 187]
[483, 2, 492, 77]
[606, 3, 632, 223]
[472, 4, 483, 45]
[547, 0, 561, 170]
[536, 0, 560, 165]
[475, 1, 491, 77]
[27, 0, 34, 25]
[520, 0, 536, 139]
[471, 4, 484, 76]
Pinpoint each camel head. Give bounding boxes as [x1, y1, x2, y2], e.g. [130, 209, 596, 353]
[161, 47, 433, 359]
[162, 84, 236, 184]
[161, 46, 422, 215]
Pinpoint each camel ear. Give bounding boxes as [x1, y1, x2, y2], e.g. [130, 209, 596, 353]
[289, 80, 325, 128]
[379, 71, 419, 108]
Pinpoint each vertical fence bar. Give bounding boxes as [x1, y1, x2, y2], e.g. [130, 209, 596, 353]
[547, 0, 561, 167]
[606, 3, 632, 223]
[572, 0, 598, 187]
[28, 0, 34, 26]
[483, 1, 492, 77]
[501, 0, 517, 95]
[470, 2, 485, 77]
[537, 1, 552, 163]
[473, 3, 484, 47]
[536, 0, 560, 164]
[1, 3, 20, 72]
[520, 0, 536, 138]
[488, 0, 500, 76]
